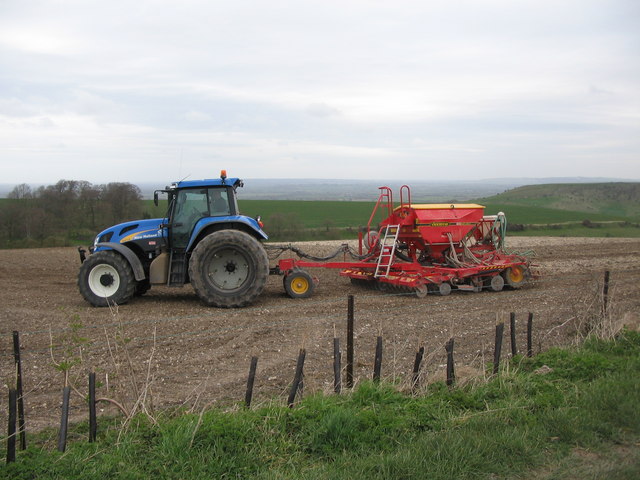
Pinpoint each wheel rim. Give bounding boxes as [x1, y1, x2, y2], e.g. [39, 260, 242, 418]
[507, 266, 524, 284]
[206, 247, 251, 291]
[88, 264, 120, 297]
[289, 275, 310, 295]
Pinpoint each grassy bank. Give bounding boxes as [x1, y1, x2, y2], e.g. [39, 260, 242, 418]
[3, 331, 639, 479]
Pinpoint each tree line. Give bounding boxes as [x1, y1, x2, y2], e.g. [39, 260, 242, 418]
[0, 180, 144, 248]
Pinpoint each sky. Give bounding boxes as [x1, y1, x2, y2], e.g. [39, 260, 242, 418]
[1, 0, 639, 185]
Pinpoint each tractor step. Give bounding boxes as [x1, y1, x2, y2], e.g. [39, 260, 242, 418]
[168, 249, 187, 286]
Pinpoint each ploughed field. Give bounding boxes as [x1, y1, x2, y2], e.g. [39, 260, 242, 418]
[1, 237, 639, 430]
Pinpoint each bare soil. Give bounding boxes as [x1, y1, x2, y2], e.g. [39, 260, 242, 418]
[1, 237, 639, 431]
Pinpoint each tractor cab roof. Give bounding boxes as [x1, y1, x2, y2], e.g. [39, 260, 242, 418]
[166, 177, 243, 191]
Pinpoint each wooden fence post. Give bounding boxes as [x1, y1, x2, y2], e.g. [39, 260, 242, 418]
[493, 319, 505, 375]
[333, 337, 341, 394]
[57, 386, 71, 453]
[346, 295, 354, 389]
[527, 312, 534, 357]
[7, 389, 17, 464]
[373, 336, 383, 383]
[12, 331, 26, 450]
[510, 312, 517, 357]
[89, 372, 97, 442]
[245, 356, 259, 408]
[445, 338, 455, 387]
[288, 349, 306, 408]
[411, 346, 425, 392]
[603, 270, 610, 315]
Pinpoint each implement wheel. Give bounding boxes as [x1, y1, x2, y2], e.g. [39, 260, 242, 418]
[78, 251, 136, 307]
[437, 283, 452, 296]
[284, 269, 315, 299]
[415, 285, 428, 299]
[489, 274, 505, 292]
[189, 230, 269, 307]
[502, 266, 526, 289]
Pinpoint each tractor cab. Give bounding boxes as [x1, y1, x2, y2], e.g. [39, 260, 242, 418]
[158, 177, 241, 250]
[151, 171, 267, 286]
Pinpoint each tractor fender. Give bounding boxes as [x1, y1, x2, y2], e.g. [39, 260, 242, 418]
[186, 216, 268, 252]
[96, 242, 146, 281]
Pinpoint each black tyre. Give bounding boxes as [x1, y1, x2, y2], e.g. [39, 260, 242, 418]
[135, 279, 151, 296]
[188, 230, 269, 307]
[78, 250, 137, 307]
[502, 265, 527, 289]
[284, 269, 315, 299]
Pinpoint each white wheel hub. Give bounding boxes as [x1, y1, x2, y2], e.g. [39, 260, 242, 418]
[88, 264, 120, 297]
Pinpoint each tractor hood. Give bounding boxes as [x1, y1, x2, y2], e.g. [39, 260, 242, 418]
[93, 218, 166, 249]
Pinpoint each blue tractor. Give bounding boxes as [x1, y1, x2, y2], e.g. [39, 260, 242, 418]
[78, 171, 269, 308]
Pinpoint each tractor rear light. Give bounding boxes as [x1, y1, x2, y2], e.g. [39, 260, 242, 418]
[255, 215, 264, 229]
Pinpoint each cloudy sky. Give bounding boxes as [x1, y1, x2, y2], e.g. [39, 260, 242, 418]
[1, 0, 638, 185]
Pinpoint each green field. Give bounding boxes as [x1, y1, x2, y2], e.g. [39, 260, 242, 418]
[142, 198, 636, 229]
[141, 197, 640, 239]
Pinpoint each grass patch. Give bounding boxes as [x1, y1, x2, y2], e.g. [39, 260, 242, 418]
[3, 332, 639, 479]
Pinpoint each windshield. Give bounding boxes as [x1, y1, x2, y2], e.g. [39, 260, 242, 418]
[170, 187, 232, 248]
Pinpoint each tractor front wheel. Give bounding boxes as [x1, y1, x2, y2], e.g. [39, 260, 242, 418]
[189, 230, 269, 307]
[78, 251, 137, 307]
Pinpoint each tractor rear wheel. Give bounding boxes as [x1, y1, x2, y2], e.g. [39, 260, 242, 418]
[78, 251, 137, 307]
[502, 266, 527, 289]
[189, 230, 269, 307]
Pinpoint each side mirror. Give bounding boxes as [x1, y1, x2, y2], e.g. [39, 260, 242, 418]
[154, 191, 159, 206]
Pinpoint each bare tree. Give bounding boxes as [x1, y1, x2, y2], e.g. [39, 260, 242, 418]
[7, 184, 33, 200]
[78, 182, 102, 229]
[100, 182, 143, 225]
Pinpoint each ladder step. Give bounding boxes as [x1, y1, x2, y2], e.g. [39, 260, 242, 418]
[374, 225, 400, 278]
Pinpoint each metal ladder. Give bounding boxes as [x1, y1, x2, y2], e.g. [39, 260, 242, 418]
[374, 225, 400, 278]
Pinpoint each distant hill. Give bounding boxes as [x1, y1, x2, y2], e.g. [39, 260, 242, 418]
[2, 177, 638, 204]
[130, 177, 639, 202]
[477, 183, 640, 219]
